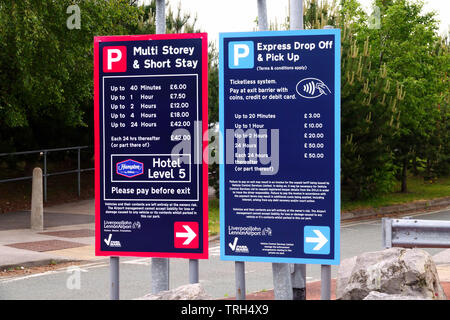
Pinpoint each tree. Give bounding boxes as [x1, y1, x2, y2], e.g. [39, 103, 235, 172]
[292, 0, 401, 198]
[0, 0, 142, 151]
[0, 0, 202, 152]
[338, 2, 405, 198]
[299, 0, 449, 198]
[419, 36, 450, 181]
[367, 0, 448, 192]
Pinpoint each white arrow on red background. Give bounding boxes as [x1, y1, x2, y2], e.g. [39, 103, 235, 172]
[176, 225, 197, 245]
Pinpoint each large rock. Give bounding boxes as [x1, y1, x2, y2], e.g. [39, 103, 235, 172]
[135, 283, 211, 300]
[336, 255, 357, 298]
[336, 248, 446, 300]
[363, 291, 429, 300]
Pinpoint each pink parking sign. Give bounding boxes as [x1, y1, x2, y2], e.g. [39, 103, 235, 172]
[94, 33, 209, 259]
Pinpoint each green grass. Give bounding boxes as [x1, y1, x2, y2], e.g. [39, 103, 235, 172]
[342, 175, 450, 211]
[207, 175, 450, 235]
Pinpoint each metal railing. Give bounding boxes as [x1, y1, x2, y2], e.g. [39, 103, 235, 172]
[0, 146, 94, 202]
[382, 217, 450, 249]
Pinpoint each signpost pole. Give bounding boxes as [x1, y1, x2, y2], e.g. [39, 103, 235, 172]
[319, 24, 335, 301]
[231, 0, 271, 299]
[290, 0, 303, 31]
[189, 259, 199, 284]
[291, 264, 306, 300]
[289, 0, 307, 301]
[235, 261, 246, 300]
[110, 256, 119, 300]
[231, 0, 270, 301]
[258, 0, 296, 301]
[321, 264, 331, 300]
[257, 0, 268, 30]
[272, 263, 293, 300]
[152, 258, 170, 293]
[259, 0, 296, 301]
[150, 0, 171, 294]
[155, 0, 166, 35]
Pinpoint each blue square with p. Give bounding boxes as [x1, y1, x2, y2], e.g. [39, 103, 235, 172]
[228, 41, 254, 69]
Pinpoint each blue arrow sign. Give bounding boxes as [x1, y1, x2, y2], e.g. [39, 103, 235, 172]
[304, 226, 330, 255]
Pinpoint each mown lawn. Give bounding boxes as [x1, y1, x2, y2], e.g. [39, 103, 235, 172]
[342, 175, 450, 211]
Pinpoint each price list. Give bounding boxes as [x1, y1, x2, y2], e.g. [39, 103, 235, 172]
[303, 112, 325, 159]
[102, 75, 199, 191]
[104, 75, 197, 143]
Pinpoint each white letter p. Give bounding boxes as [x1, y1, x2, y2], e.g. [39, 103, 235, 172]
[233, 44, 250, 66]
[107, 49, 122, 70]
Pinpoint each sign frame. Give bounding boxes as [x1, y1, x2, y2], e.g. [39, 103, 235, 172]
[94, 33, 209, 259]
[219, 29, 340, 265]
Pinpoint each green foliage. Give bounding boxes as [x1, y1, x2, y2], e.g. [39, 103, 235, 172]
[367, 0, 448, 192]
[295, 0, 400, 198]
[341, 24, 405, 197]
[297, 0, 449, 199]
[342, 175, 450, 211]
[0, 0, 142, 151]
[0, 0, 202, 152]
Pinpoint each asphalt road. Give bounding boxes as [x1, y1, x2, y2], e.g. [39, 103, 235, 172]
[1, 207, 449, 300]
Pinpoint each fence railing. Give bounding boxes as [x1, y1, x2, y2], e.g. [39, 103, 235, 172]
[0, 146, 94, 202]
[382, 217, 450, 249]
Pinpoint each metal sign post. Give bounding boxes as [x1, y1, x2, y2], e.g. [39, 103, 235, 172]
[155, 0, 166, 35]
[321, 264, 331, 300]
[257, 0, 268, 30]
[94, 0, 209, 299]
[258, 0, 296, 301]
[151, 0, 169, 294]
[272, 263, 293, 300]
[235, 261, 246, 300]
[152, 257, 170, 293]
[289, 0, 307, 301]
[110, 256, 119, 300]
[290, 0, 304, 31]
[189, 259, 199, 284]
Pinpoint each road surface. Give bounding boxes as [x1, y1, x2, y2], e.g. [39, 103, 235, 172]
[0, 207, 449, 299]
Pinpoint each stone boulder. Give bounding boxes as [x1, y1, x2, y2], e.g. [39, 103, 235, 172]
[135, 283, 211, 300]
[336, 248, 446, 300]
[363, 291, 429, 300]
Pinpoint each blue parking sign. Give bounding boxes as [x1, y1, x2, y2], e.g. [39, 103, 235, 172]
[228, 41, 254, 69]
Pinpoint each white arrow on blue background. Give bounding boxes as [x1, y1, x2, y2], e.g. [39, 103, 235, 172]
[305, 229, 328, 251]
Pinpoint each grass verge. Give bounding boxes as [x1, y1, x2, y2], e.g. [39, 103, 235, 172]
[342, 175, 450, 211]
